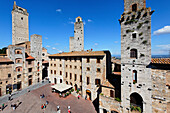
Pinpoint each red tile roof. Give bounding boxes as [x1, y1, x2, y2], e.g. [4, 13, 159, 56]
[0, 57, 13, 63]
[26, 55, 35, 60]
[151, 58, 170, 64]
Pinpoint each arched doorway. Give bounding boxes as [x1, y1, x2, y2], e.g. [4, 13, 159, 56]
[60, 79, 62, 83]
[130, 93, 143, 112]
[75, 84, 77, 91]
[86, 90, 91, 100]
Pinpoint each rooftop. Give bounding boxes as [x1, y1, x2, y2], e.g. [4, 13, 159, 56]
[151, 58, 170, 64]
[49, 50, 109, 57]
[0, 57, 13, 63]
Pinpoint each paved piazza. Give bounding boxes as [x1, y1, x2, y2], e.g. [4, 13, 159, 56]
[1, 84, 97, 113]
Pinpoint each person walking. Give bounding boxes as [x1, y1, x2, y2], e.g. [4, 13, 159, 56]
[2, 103, 4, 111]
[78, 95, 80, 99]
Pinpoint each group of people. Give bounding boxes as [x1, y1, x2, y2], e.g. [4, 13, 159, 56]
[11, 100, 21, 110]
[40, 94, 45, 98]
[40, 93, 49, 110]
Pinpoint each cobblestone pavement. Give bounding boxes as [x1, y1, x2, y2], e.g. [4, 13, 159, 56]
[0, 80, 49, 105]
[0, 84, 97, 113]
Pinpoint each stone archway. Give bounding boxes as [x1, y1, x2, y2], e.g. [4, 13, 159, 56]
[75, 84, 77, 91]
[130, 92, 143, 112]
[86, 90, 91, 100]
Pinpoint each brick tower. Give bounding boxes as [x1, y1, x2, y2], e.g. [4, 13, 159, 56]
[69, 16, 84, 52]
[12, 1, 29, 45]
[120, 0, 154, 112]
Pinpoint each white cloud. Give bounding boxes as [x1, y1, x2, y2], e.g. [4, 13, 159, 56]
[45, 37, 48, 39]
[114, 41, 118, 43]
[52, 47, 56, 50]
[154, 26, 170, 35]
[69, 21, 74, 24]
[56, 9, 62, 12]
[156, 44, 170, 49]
[88, 19, 92, 22]
[46, 45, 50, 48]
[94, 43, 98, 46]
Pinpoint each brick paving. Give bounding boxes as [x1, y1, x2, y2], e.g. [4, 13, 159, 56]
[0, 84, 97, 113]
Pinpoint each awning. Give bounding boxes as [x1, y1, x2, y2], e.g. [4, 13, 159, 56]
[51, 83, 72, 92]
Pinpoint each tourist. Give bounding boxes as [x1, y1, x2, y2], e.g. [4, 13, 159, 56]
[0, 107, 2, 111]
[46, 101, 49, 105]
[68, 109, 71, 113]
[43, 104, 46, 109]
[41, 104, 44, 109]
[2, 103, 4, 111]
[78, 95, 80, 99]
[40, 95, 42, 98]
[85, 95, 87, 100]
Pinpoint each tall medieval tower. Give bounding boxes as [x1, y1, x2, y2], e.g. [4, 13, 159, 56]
[69, 16, 84, 52]
[120, 0, 154, 112]
[12, 1, 29, 45]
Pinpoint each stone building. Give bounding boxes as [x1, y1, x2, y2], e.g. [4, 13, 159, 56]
[49, 50, 111, 102]
[119, 0, 153, 112]
[12, 1, 29, 45]
[0, 2, 45, 96]
[69, 16, 84, 52]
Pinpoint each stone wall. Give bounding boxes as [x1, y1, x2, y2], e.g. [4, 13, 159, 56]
[152, 69, 170, 113]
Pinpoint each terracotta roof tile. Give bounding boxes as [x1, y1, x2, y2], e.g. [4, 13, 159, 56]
[26, 55, 35, 60]
[49, 51, 107, 57]
[0, 57, 13, 63]
[151, 58, 170, 64]
[42, 60, 49, 64]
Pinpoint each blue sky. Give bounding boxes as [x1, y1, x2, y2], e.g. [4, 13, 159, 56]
[0, 0, 170, 55]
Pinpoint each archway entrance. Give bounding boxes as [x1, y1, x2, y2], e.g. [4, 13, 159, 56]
[17, 82, 22, 90]
[130, 93, 143, 112]
[86, 90, 91, 100]
[75, 84, 77, 91]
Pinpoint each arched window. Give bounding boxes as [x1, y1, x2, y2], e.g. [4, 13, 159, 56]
[133, 70, 137, 83]
[78, 18, 80, 22]
[132, 4, 137, 12]
[130, 49, 137, 59]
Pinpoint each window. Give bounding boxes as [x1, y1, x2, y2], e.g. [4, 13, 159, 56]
[70, 65, 72, 68]
[70, 82, 72, 86]
[87, 77, 90, 85]
[54, 70, 56, 74]
[74, 58, 77, 62]
[37, 67, 39, 71]
[80, 75, 82, 82]
[87, 58, 90, 63]
[110, 90, 114, 98]
[42, 53, 45, 56]
[70, 73, 72, 79]
[75, 66, 77, 69]
[87, 67, 90, 71]
[80, 66, 82, 69]
[21, 17, 23, 20]
[95, 79, 100, 85]
[60, 64, 62, 67]
[66, 81, 68, 84]
[51, 70, 53, 74]
[8, 74, 11, 78]
[132, 4, 137, 12]
[130, 49, 137, 59]
[78, 18, 80, 22]
[97, 68, 101, 72]
[132, 33, 137, 39]
[74, 74, 77, 81]
[28, 68, 32, 72]
[97, 58, 100, 63]
[17, 74, 21, 79]
[54, 64, 56, 67]
[66, 72, 68, 78]
[60, 71, 62, 75]
[51, 63, 52, 66]
[133, 70, 137, 83]
[66, 65, 67, 67]
[28, 61, 32, 65]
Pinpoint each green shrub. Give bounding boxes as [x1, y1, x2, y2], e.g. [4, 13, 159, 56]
[76, 89, 79, 93]
[142, 40, 147, 44]
[71, 89, 74, 92]
[115, 97, 121, 102]
[100, 93, 104, 96]
[137, 23, 143, 29]
[139, 32, 143, 36]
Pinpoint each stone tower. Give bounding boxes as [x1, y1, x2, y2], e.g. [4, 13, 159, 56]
[31, 34, 42, 82]
[120, 0, 154, 112]
[69, 16, 84, 52]
[12, 1, 29, 45]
